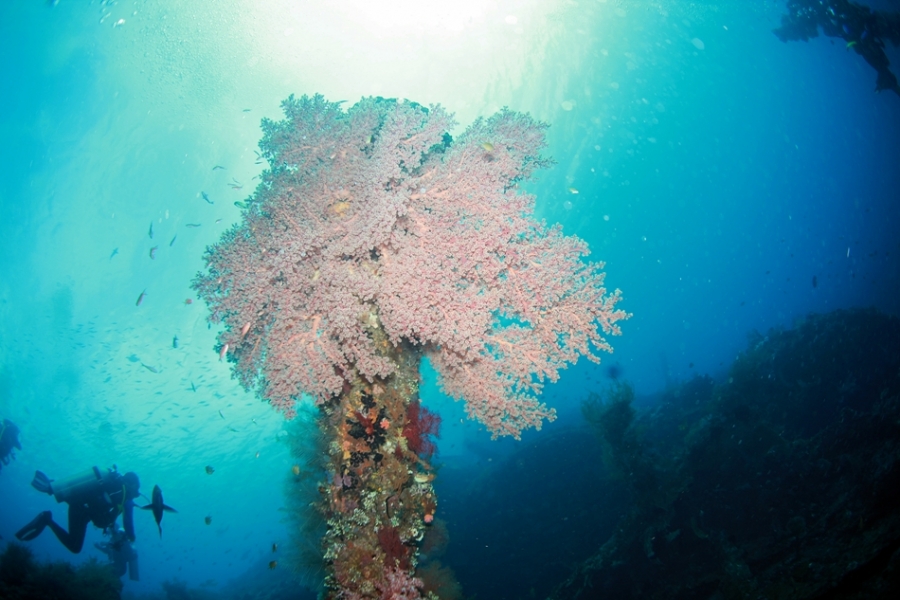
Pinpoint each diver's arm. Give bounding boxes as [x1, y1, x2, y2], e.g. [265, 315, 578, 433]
[123, 499, 136, 541]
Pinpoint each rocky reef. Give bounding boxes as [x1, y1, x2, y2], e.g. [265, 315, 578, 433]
[553, 308, 900, 599]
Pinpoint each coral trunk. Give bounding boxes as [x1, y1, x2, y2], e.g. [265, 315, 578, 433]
[320, 319, 431, 598]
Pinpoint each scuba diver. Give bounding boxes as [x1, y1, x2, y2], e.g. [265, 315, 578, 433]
[95, 523, 140, 581]
[0, 418, 22, 473]
[15, 466, 141, 554]
[774, 0, 900, 97]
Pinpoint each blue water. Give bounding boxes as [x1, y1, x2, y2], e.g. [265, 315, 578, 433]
[1, 1, 898, 598]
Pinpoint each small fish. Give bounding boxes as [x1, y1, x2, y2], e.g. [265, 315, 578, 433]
[139, 485, 177, 538]
[136, 289, 147, 306]
[234, 201, 250, 209]
[191, 382, 197, 392]
[242, 108, 251, 112]
[269, 561, 277, 570]
[567, 187, 579, 194]
[481, 142, 494, 152]
[205, 515, 212, 525]
[212, 165, 225, 171]
[218, 409, 225, 419]
[149, 223, 154, 239]
[141, 363, 159, 374]
[255, 451, 260, 459]
[291, 465, 301, 476]
[847, 41, 857, 49]
[186, 223, 202, 228]
[169, 235, 177, 247]
[172, 335, 179, 349]
[272, 543, 277, 553]
[202, 192, 214, 204]
[109, 248, 119, 259]
[149, 246, 158, 260]
[229, 179, 243, 190]
[240, 322, 251, 338]
[185, 298, 193, 305]
[219, 343, 229, 361]
[205, 465, 215, 475]
[215, 218, 223, 224]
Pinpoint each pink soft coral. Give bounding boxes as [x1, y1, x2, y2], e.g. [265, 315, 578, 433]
[194, 94, 628, 438]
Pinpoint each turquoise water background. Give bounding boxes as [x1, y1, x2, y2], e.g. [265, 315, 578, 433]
[1, 1, 898, 596]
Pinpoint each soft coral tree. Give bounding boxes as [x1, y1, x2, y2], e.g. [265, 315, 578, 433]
[194, 94, 628, 598]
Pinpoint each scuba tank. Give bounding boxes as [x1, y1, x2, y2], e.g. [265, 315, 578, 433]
[32, 466, 117, 504]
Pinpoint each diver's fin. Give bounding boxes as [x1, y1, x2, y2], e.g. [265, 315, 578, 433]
[31, 470, 53, 495]
[15, 511, 52, 541]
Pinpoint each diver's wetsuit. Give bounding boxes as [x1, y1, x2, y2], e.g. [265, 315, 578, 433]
[95, 526, 139, 580]
[48, 476, 136, 553]
[0, 418, 22, 471]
